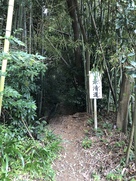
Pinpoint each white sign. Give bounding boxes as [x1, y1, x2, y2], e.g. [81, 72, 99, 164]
[89, 71, 102, 99]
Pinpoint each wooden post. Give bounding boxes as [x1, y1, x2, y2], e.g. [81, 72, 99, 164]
[94, 98, 97, 130]
[0, 0, 14, 115]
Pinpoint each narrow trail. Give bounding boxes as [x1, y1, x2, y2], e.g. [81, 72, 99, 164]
[49, 112, 130, 181]
[49, 113, 91, 181]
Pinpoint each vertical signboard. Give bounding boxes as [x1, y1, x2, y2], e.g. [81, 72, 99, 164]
[89, 71, 102, 99]
[89, 71, 102, 129]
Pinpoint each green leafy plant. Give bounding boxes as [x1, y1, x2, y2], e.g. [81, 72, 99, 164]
[102, 122, 113, 129]
[95, 128, 104, 137]
[0, 124, 61, 180]
[84, 129, 90, 135]
[33, 120, 48, 140]
[100, 138, 108, 144]
[82, 137, 92, 149]
[87, 118, 94, 126]
[115, 141, 125, 148]
[92, 173, 101, 181]
[106, 172, 122, 181]
[130, 179, 136, 181]
[0, 50, 47, 125]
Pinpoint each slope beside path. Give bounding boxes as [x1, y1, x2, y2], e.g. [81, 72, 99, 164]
[49, 112, 132, 181]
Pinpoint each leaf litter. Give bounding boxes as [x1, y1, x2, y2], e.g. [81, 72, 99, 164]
[49, 111, 136, 181]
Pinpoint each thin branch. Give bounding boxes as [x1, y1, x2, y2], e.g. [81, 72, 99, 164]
[21, 118, 35, 141]
[126, 119, 134, 165]
[45, 36, 70, 67]
[52, 28, 70, 37]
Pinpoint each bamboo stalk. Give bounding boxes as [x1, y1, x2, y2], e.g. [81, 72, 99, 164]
[126, 119, 134, 165]
[24, 7, 28, 52]
[0, 0, 14, 115]
[134, 80, 136, 166]
[29, 1, 32, 54]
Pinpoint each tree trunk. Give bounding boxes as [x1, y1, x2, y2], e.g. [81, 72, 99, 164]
[134, 79, 136, 166]
[66, 0, 81, 69]
[117, 72, 132, 133]
[0, 0, 14, 115]
[23, 7, 28, 52]
[66, 0, 83, 85]
[74, 0, 92, 113]
[29, 1, 32, 54]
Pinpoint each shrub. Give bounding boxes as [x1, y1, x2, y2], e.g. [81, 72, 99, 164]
[0, 124, 61, 180]
[82, 137, 92, 149]
[0, 50, 47, 124]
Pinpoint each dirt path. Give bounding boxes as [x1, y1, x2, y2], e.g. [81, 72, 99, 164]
[49, 113, 91, 181]
[49, 112, 134, 181]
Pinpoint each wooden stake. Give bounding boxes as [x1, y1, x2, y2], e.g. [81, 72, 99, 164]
[94, 98, 97, 130]
[0, 0, 14, 115]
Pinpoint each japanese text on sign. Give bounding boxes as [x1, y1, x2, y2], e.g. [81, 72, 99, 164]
[89, 71, 102, 99]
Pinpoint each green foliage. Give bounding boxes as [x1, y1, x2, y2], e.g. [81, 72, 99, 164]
[95, 128, 104, 137]
[92, 173, 101, 181]
[116, 0, 136, 32]
[33, 120, 48, 140]
[115, 0, 136, 78]
[0, 124, 61, 180]
[87, 118, 94, 126]
[130, 179, 136, 181]
[3, 86, 36, 121]
[128, 149, 135, 161]
[114, 140, 125, 148]
[6, 51, 46, 94]
[106, 172, 122, 181]
[82, 137, 92, 149]
[125, 52, 136, 79]
[0, 50, 46, 124]
[102, 122, 113, 129]
[8, 36, 26, 47]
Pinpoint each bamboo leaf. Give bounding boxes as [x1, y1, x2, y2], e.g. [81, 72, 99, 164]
[10, 36, 26, 47]
[5, 154, 9, 174]
[130, 61, 136, 68]
[125, 66, 134, 69]
[127, 53, 135, 57]
[0, 36, 4, 39]
[18, 153, 25, 168]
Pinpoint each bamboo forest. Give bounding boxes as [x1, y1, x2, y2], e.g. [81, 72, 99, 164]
[0, 0, 136, 180]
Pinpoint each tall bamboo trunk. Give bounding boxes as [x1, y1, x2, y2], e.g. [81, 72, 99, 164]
[29, 1, 32, 54]
[133, 52, 136, 166]
[0, 0, 14, 115]
[75, 0, 93, 113]
[24, 7, 28, 52]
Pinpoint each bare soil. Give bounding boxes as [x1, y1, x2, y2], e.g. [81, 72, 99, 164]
[49, 111, 136, 181]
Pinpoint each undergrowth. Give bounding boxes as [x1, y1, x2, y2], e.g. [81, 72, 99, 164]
[0, 124, 61, 181]
[86, 116, 136, 180]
